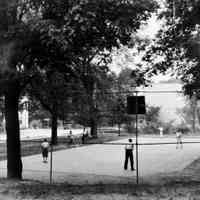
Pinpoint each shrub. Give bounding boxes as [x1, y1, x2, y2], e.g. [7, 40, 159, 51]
[30, 120, 42, 129]
[141, 124, 159, 135]
[175, 125, 191, 134]
[124, 124, 135, 134]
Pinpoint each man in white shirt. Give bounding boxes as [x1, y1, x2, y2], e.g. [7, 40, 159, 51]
[41, 139, 49, 163]
[176, 129, 183, 149]
[124, 138, 134, 171]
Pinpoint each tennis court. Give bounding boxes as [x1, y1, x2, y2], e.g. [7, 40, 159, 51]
[0, 135, 200, 183]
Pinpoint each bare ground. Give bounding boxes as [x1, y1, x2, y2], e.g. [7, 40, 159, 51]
[1, 157, 200, 200]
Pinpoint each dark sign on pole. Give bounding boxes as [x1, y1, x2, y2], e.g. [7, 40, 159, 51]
[127, 96, 146, 114]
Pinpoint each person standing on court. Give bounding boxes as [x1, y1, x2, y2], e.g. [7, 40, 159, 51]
[176, 129, 183, 149]
[124, 138, 135, 171]
[41, 138, 49, 163]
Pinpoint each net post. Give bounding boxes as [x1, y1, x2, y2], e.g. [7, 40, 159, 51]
[135, 91, 139, 184]
[50, 142, 53, 184]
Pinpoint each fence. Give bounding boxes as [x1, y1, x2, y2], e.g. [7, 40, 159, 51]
[1, 135, 200, 184]
[1, 89, 200, 184]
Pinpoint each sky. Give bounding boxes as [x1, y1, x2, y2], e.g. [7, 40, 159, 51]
[109, 3, 173, 83]
[137, 14, 163, 39]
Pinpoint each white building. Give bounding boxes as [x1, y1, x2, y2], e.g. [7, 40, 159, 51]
[19, 96, 29, 129]
[138, 81, 187, 125]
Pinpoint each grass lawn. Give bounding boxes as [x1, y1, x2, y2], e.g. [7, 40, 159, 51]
[1, 172, 200, 199]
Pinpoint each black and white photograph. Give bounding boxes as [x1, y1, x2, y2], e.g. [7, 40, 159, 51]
[0, 0, 200, 199]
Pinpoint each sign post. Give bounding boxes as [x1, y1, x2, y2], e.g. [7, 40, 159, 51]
[135, 92, 139, 184]
[127, 94, 146, 184]
[50, 143, 53, 184]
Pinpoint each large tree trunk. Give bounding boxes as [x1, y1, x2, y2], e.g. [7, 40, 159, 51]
[51, 111, 58, 145]
[89, 101, 98, 138]
[90, 117, 98, 138]
[5, 82, 22, 179]
[118, 123, 121, 136]
[191, 95, 197, 134]
[192, 111, 196, 134]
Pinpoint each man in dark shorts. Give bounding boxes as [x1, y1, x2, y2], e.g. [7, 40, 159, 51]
[124, 138, 135, 171]
[41, 139, 49, 163]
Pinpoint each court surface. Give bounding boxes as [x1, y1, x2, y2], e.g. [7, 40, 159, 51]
[1, 136, 200, 182]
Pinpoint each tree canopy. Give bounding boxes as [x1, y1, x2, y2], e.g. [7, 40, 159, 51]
[0, 0, 158, 179]
[143, 0, 200, 97]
